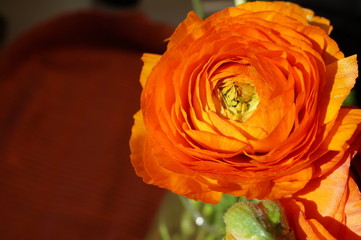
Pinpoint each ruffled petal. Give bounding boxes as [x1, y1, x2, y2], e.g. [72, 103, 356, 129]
[236, 1, 310, 25]
[130, 112, 222, 204]
[282, 200, 337, 240]
[139, 53, 162, 88]
[321, 108, 361, 151]
[343, 177, 361, 237]
[320, 55, 358, 124]
[294, 157, 350, 221]
[309, 16, 333, 34]
[129, 111, 151, 181]
[167, 11, 203, 49]
[272, 166, 314, 199]
[281, 156, 361, 239]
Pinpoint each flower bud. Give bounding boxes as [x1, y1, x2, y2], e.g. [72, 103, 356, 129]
[224, 200, 295, 240]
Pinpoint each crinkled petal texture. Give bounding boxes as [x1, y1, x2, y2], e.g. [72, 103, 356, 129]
[280, 153, 361, 239]
[130, 1, 361, 203]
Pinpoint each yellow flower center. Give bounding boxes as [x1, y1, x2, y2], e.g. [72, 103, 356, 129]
[216, 79, 259, 122]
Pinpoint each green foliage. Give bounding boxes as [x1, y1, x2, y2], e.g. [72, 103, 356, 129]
[343, 89, 358, 106]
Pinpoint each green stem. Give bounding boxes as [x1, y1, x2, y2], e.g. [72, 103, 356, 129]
[192, 0, 205, 19]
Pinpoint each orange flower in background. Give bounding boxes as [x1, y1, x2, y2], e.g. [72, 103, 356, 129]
[130, 1, 361, 203]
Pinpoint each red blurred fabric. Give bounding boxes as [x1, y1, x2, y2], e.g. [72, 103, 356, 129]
[0, 9, 173, 240]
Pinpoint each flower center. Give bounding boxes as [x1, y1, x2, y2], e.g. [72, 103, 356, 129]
[216, 80, 259, 122]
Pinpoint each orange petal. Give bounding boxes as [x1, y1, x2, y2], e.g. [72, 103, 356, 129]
[249, 104, 295, 152]
[283, 200, 336, 240]
[343, 177, 361, 237]
[144, 136, 222, 204]
[281, 172, 361, 239]
[322, 108, 361, 151]
[290, 156, 361, 238]
[131, 111, 222, 203]
[129, 110, 151, 181]
[185, 129, 248, 153]
[271, 166, 314, 199]
[306, 219, 337, 240]
[207, 111, 249, 143]
[216, 180, 275, 200]
[321, 55, 358, 124]
[310, 16, 333, 34]
[236, 1, 309, 25]
[301, 25, 344, 64]
[139, 53, 162, 88]
[280, 2, 333, 34]
[295, 156, 350, 220]
[167, 11, 203, 49]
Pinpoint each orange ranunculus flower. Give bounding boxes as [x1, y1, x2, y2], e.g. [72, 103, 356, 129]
[130, 1, 361, 203]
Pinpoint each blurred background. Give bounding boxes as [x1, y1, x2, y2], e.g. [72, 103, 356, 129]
[0, 0, 360, 240]
[0, 0, 192, 44]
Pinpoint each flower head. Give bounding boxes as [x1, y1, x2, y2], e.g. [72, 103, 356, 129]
[130, 1, 361, 203]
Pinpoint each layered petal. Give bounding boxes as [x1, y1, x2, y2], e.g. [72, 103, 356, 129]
[320, 55, 358, 124]
[139, 53, 161, 88]
[280, 156, 361, 239]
